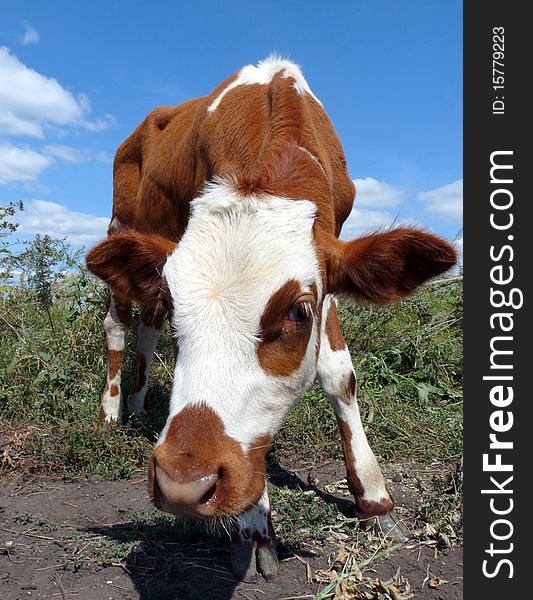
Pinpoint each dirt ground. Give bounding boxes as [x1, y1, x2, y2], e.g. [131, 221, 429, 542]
[0, 462, 462, 600]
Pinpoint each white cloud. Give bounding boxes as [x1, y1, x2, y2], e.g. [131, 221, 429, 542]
[14, 199, 109, 246]
[0, 46, 114, 139]
[0, 47, 84, 138]
[22, 180, 52, 194]
[43, 144, 90, 163]
[20, 25, 40, 45]
[0, 110, 42, 136]
[339, 177, 412, 239]
[353, 177, 406, 209]
[82, 113, 117, 132]
[418, 179, 463, 223]
[340, 207, 409, 240]
[0, 142, 52, 184]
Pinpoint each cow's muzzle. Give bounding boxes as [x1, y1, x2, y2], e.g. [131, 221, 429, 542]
[147, 405, 272, 518]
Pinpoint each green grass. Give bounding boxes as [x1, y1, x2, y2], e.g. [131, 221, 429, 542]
[1, 270, 462, 480]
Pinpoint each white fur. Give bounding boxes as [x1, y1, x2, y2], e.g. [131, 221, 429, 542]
[101, 297, 128, 421]
[103, 298, 128, 351]
[207, 55, 322, 113]
[158, 179, 321, 449]
[101, 373, 122, 422]
[317, 296, 390, 505]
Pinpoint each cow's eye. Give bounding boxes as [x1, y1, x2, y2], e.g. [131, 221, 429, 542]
[286, 302, 311, 323]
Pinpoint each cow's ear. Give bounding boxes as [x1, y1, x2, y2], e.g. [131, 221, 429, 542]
[322, 228, 457, 304]
[86, 231, 177, 306]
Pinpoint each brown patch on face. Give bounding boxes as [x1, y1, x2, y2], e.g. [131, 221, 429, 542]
[325, 298, 346, 352]
[99, 404, 107, 422]
[110, 384, 120, 397]
[257, 280, 314, 377]
[108, 350, 123, 380]
[130, 353, 147, 394]
[148, 406, 272, 518]
[337, 418, 394, 517]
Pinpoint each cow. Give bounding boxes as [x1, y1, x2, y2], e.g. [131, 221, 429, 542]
[86, 56, 456, 583]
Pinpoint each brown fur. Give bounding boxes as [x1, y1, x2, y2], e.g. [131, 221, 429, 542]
[113, 298, 133, 325]
[325, 299, 346, 352]
[107, 350, 122, 380]
[257, 280, 314, 377]
[87, 66, 454, 309]
[89, 67, 354, 272]
[86, 231, 176, 307]
[320, 228, 457, 303]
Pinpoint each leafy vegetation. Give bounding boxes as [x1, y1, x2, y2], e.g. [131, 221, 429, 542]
[0, 201, 24, 283]
[1, 236, 462, 479]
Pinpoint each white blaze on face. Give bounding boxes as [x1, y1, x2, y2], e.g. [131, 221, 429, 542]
[159, 179, 321, 449]
[207, 55, 322, 113]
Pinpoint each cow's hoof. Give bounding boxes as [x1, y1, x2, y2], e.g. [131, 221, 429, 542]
[257, 543, 280, 582]
[231, 542, 280, 583]
[361, 511, 410, 543]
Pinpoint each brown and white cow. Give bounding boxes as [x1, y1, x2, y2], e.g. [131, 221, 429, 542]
[86, 57, 456, 582]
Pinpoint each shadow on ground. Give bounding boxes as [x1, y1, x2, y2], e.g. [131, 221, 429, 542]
[81, 454, 349, 600]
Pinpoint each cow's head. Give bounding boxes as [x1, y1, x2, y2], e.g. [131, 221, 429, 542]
[86, 179, 456, 520]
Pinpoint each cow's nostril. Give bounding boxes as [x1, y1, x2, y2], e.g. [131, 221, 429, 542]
[197, 466, 226, 505]
[199, 480, 218, 504]
[155, 464, 220, 509]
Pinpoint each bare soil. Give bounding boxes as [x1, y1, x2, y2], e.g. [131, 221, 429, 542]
[0, 462, 462, 600]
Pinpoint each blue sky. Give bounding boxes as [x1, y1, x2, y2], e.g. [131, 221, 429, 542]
[1, 0, 462, 248]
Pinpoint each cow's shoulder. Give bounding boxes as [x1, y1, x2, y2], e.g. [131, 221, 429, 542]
[111, 97, 208, 239]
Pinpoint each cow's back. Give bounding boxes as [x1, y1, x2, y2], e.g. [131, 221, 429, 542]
[110, 61, 355, 241]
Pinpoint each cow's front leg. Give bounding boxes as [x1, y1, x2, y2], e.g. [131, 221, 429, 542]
[230, 483, 279, 583]
[100, 295, 131, 423]
[126, 306, 166, 415]
[317, 295, 408, 542]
